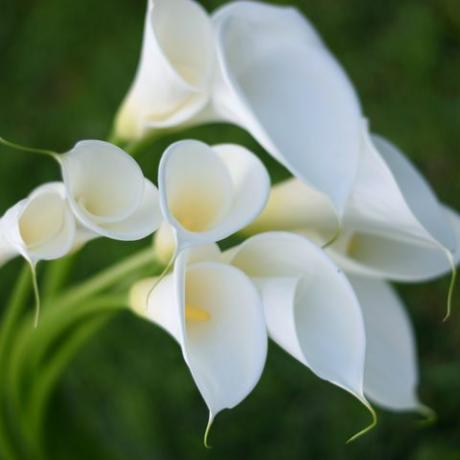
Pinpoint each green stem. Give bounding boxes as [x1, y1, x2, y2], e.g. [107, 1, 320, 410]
[0, 265, 32, 460]
[3, 248, 156, 459]
[25, 301, 124, 455]
[52, 247, 156, 311]
[6, 298, 126, 459]
[42, 254, 77, 302]
[27, 295, 127, 374]
[0, 136, 57, 158]
[124, 129, 167, 157]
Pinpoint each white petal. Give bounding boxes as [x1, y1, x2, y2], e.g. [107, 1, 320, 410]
[92, 179, 162, 241]
[60, 140, 159, 240]
[229, 232, 367, 404]
[348, 276, 423, 412]
[212, 143, 270, 236]
[331, 126, 458, 282]
[212, 1, 362, 216]
[0, 182, 76, 266]
[329, 220, 459, 282]
[115, 0, 214, 139]
[345, 127, 455, 252]
[147, 251, 267, 419]
[373, 135, 455, 251]
[242, 177, 338, 245]
[158, 140, 269, 249]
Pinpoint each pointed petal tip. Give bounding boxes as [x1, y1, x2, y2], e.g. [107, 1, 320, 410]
[417, 403, 437, 427]
[321, 219, 342, 249]
[443, 258, 457, 322]
[203, 412, 214, 449]
[29, 262, 41, 328]
[346, 399, 378, 443]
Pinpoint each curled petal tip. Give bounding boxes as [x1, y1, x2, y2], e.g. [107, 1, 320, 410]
[346, 401, 377, 444]
[203, 413, 214, 449]
[30, 263, 41, 328]
[443, 260, 457, 322]
[417, 404, 437, 427]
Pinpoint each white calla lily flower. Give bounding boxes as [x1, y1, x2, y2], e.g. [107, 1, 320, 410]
[227, 232, 376, 440]
[0, 182, 76, 326]
[158, 139, 269, 252]
[131, 247, 267, 443]
[58, 140, 161, 241]
[115, 0, 362, 218]
[115, 0, 215, 138]
[348, 276, 431, 416]
[0, 182, 76, 268]
[246, 129, 460, 287]
[211, 1, 362, 216]
[341, 126, 456, 261]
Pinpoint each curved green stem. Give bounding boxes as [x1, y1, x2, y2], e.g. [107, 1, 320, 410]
[124, 129, 167, 157]
[52, 247, 156, 311]
[42, 254, 77, 302]
[24, 299, 124, 455]
[0, 136, 57, 158]
[6, 297, 126, 458]
[0, 265, 32, 460]
[2, 248, 158, 459]
[28, 316, 114, 441]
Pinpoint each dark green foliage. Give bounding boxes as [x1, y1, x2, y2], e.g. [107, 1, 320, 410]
[0, 1, 459, 459]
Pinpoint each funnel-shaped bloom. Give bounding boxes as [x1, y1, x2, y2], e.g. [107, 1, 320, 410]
[158, 140, 269, 251]
[115, 0, 215, 138]
[58, 140, 161, 241]
[131, 247, 267, 425]
[228, 232, 371, 418]
[211, 1, 362, 216]
[115, 0, 362, 218]
[246, 128, 460, 282]
[0, 182, 75, 268]
[333, 127, 458, 280]
[349, 276, 427, 414]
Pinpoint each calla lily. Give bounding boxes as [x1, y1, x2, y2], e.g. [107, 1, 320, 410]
[245, 128, 460, 285]
[227, 232, 375, 439]
[0, 182, 75, 268]
[115, 0, 362, 218]
[0, 182, 76, 326]
[58, 140, 161, 241]
[130, 246, 267, 439]
[115, 0, 215, 138]
[211, 1, 362, 217]
[158, 139, 269, 252]
[348, 276, 429, 415]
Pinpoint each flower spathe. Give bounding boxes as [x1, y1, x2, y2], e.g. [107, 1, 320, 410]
[227, 233, 372, 413]
[348, 276, 426, 413]
[132, 246, 268, 431]
[158, 139, 269, 251]
[245, 126, 460, 284]
[115, 0, 362, 218]
[115, 0, 215, 138]
[211, 1, 362, 217]
[58, 140, 162, 241]
[0, 182, 76, 268]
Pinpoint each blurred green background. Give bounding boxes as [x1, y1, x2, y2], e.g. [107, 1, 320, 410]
[1, 0, 460, 459]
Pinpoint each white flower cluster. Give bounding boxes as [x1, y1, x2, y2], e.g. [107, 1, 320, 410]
[1, 0, 459, 443]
